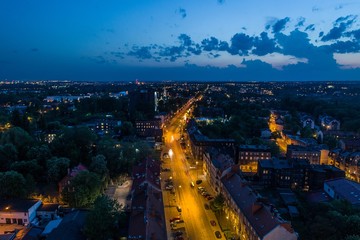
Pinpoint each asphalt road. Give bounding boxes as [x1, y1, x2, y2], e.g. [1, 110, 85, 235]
[161, 99, 224, 240]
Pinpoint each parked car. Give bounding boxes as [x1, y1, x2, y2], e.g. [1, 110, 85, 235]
[196, 180, 202, 185]
[210, 220, 217, 226]
[177, 205, 182, 212]
[215, 231, 222, 239]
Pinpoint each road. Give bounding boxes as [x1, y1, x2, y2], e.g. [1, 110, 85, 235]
[161, 98, 224, 240]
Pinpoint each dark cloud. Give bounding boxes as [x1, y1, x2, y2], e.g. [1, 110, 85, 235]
[208, 52, 221, 58]
[201, 37, 220, 51]
[110, 51, 124, 58]
[178, 8, 187, 19]
[187, 44, 202, 55]
[322, 15, 357, 41]
[305, 24, 315, 31]
[329, 40, 360, 53]
[319, 31, 324, 37]
[272, 17, 290, 33]
[178, 34, 192, 46]
[128, 46, 152, 59]
[252, 32, 277, 56]
[218, 41, 229, 51]
[228, 33, 254, 55]
[296, 17, 305, 27]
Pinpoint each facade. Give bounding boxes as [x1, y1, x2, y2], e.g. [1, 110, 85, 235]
[58, 164, 88, 193]
[0, 199, 41, 225]
[324, 178, 360, 206]
[328, 149, 360, 183]
[258, 158, 311, 189]
[221, 171, 298, 240]
[135, 119, 163, 142]
[286, 145, 321, 165]
[308, 165, 345, 190]
[203, 147, 235, 193]
[238, 145, 271, 173]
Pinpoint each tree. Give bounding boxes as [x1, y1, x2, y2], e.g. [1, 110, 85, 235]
[47, 157, 70, 182]
[84, 195, 124, 240]
[0, 143, 18, 171]
[345, 235, 360, 240]
[0, 127, 33, 159]
[26, 144, 52, 167]
[89, 155, 109, 182]
[10, 160, 42, 181]
[0, 171, 27, 198]
[61, 171, 101, 208]
[211, 193, 225, 212]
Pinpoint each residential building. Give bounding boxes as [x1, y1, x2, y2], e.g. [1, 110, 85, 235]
[135, 119, 163, 142]
[339, 138, 360, 151]
[319, 115, 340, 131]
[58, 164, 88, 193]
[128, 158, 166, 240]
[324, 178, 360, 206]
[238, 145, 271, 173]
[286, 145, 322, 165]
[258, 158, 311, 189]
[0, 199, 41, 225]
[299, 114, 315, 129]
[221, 170, 298, 240]
[203, 147, 235, 193]
[308, 165, 345, 190]
[328, 149, 360, 182]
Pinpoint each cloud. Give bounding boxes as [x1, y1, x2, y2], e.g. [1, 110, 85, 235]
[252, 32, 277, 56]
[305, 24, 315, 31]
[217, 0, 225, 4]
[201, 37, 220, 51]
[322, 15, 357, 41]
[178, 34, 192, 47]
[128, 46, 152, 59]
[272, 17, 290, 33]
[110, 51, 124, 58]
[296, 17, 305, 27]
[178, 8, 187, 19]
[228, 33, 254, 55]
[329, 40, 360, 53]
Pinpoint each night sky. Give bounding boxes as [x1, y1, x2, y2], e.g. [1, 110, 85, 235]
[1, 0, 360, 81]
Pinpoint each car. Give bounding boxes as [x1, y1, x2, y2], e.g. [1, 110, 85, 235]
[190, 181, 195, 188]
[196, 180, 202, 185]
[173, 231, 183, 237]
[210, 220, 217, 226]
[177, 205, 182, 212]
[215, 231, 222, 239]
[170, 217, 181, 223]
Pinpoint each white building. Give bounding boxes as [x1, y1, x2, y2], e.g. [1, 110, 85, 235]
[0, 199, 42, 225]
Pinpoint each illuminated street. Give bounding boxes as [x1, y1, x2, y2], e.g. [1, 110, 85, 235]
[162, 99, 224, 240]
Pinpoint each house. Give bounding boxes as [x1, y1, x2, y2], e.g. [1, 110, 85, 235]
[46, 210, 88, 240]
[0, 199, 41, 225]
[135, 119, 163, 142]
[258, 158, 311, 189]
[286, 145, 322, 165]
[128, 158, 166, 240]
[238, 145, 271, 173]
[221, 170, 298, 240]
[324, 178, 360, 206]
[339, 138, 360, 152]
[319, 115, 340, 131]
[203, 147, 235, 193]
[36, 203, 60, 221]
[58, 164, 88, 193]
[299, 114, 315, 129]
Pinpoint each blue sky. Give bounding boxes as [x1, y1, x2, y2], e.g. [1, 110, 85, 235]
[1, 0, 360, 81]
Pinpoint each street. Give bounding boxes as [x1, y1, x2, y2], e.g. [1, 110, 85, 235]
[161, 99, 224, 240]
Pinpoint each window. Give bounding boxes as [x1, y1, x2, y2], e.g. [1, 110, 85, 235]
[24, 219, 27, 222]
[24, 213, 27, 216]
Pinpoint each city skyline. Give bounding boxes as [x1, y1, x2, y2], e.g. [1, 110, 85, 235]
[1, 0, 360, 81]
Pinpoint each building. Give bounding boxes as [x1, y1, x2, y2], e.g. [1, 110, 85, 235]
[324, 178, 360, 206]
[339, 138, 360, 152]
[0, 199, 41, 225]
[135, 119, 163, 142]
[58, 164, 88, 193]
[328, 149, 360, 183]
[129, 89, 156, 119]
[187, 119, 235, 161]
[319, 115, 340, 131]
[128, 158, 166, 240]
[308, 165, 345, 190]
[286, 145, 322, 165]
[299, 114, 315, 129]
[221, 170, 298, 240]
[238, 145, 271, 173]
[258, 158, 311, 189]
[203, 147, 235, 193]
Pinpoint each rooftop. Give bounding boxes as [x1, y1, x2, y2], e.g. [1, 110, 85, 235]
[0, 199, 40, 212]
[324, 178, 360, 205]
